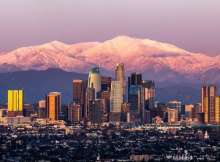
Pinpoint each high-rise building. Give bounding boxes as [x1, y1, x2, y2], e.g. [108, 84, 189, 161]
[101, 76, 112, 92]
[72, 80, 87, 103]
[8, 90, 23, 117]
[101, 91, 110, 113]
[109, 81, 124, 122]
[128, 85, 145, 123]
[142, 80, 155, 110]
[72, 80, 87, 117]
[88, 67, 101, 98]
[128, 73, 142, 87]
[127, 74, 156, 123]
[128, 73, 144, 113]
[115, 63, 126, 100]
[38, 100, 46, 118]
[68, 103, 81, 123]
[214, 96, 220, 124]
[202, 85, 216, 124]
[110, 81, 123, 113]
[46, 92, 61, 120]
[88, 99, 105, 124]
[128, 85, 144, 113]
[85, 87, 95, 120]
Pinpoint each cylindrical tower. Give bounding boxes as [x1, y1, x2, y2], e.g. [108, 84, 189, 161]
[88, 67, 101, 98]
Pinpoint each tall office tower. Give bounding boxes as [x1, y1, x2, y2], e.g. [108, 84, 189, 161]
[88, 67, 101, 98]
[142, 80, 155, 110]
[202, 85, 216, 124]
[88, 99, 105, 124]
[214, 96, 220, 124]
[38, 100, 46, 118]
[128, 85, 144, 113]
[72, 80, 86, 103]
[110, 81, 123, 113]
[68, 103, 81, 123]
[72, 80, 87, 117]
[109, 81, 124, 122]
[101, 91, 110, 113]
[85, 87, 95, 120]
[128, 73, 143, 110]
[167, 108, 178, 124]
[128, 84, 145, 123]
[101, 76, 112, 92]
[8, 90, 23, 117]
[128, 73, 142, 86]
[46, 92, 61, 120]
[115, 63, 126, 100]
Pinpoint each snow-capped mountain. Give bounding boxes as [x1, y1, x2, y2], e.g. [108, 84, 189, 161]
[0, 36, 219, 83]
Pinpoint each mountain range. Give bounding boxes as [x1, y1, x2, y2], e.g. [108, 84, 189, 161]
[0, 36, 219, 103]
[0, 35, 220, 83]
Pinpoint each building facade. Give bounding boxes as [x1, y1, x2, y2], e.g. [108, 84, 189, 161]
[88, 67, 101, 99]
[46, 92, 61, 120]
[110, 81, 123, 113]
[68, 103, 81, 123]
[202, 85, 216, 124]
[142, 80, 155, 110]
[8, 90, 23, 117]
[115, 63, 126, 100]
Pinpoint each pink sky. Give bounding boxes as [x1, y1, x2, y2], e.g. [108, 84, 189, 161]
[0, 0, 220, 55]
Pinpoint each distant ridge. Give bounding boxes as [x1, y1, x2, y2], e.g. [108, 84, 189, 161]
[0, 68, 202, 104]
[0, 68, 87, 104]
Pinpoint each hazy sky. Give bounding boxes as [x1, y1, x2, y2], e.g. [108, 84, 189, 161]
[0, 0, 219, 55]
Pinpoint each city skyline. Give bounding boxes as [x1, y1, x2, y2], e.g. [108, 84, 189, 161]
[1, 64, 220, 125]
[0, 0, 220, 55]
[0, 1, 220, 161]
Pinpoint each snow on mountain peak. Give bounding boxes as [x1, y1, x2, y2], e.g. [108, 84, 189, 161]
[38, 40, 70, 50]
[0, 35, 219, 82]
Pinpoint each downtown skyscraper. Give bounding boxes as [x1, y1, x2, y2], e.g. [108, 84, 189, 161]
[201, 85, 220, 124]
[110, 81, 123, 113]
[46, 92, 61, 120]
[72, 80, 87, 118]
[88, 67, 101, 99]
[115, 63, 126, 100]
[7, 90, 23, 117]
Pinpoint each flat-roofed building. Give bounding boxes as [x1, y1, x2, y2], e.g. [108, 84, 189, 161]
[46, 92, 61, 120]
[7, 90, 23, 117]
